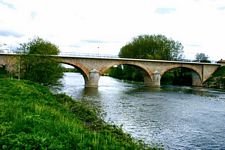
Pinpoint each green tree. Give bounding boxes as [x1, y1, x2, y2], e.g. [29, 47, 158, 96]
[161, 68, 192, 85]
[107, 65, 145, 82]
[195, 53, 210, 63]
[119, 34, 183, 60]
[18, 38, 63, 86]
[107, 34, 184, 83]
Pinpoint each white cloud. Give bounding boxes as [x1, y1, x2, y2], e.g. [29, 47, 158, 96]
[155, 8, 176, 14]
[0, 0, 225, 60]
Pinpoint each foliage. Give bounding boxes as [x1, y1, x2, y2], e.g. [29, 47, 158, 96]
[63, 67, 79, 73]
[0, 66, 8, 78]
[109, 35, 184, 83]
[204, 66, 225, 89]
[107, 65, 144, 82]
[107, 65, 194, 86]
[119, 34, 183, 61]
[195, 53, 210, 63]
[17, 37, 63, 86]
[161, 68, 192, 86]
[0, 79, 155, 149]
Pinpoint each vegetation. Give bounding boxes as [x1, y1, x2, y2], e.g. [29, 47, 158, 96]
[0, 66, 8, 78]
[107, 65, 145, 82]
[107, 65, 194, 86]
[119, 34, 183, 60]
[63, 67, 79, 73]
[161, 68, 192, 86]
[0, 79, 154, 149]
[194, 53, 210, 63]
[17, 37, 64, 86]
[204, 66, 225, 89]
[108, 34, 185, 83]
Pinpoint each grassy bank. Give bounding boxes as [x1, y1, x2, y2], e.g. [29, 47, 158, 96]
[204, 66, 225, 89]
[0, 79, 154, 149]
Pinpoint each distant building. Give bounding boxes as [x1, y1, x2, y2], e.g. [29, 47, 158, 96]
[217, 59, 225, 63]
[217, 59, 225, 66]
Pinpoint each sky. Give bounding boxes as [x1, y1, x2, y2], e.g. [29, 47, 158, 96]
[0, 0, 225, 60]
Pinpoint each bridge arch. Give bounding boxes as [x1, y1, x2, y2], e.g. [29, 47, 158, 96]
[99, 62, 152, 79]
[161, 65, 202, 80]
[161, 66, 202, 86]
[99, 62, 156, 86]
[59, 60, 89, 77]
[59, 61, 90, 86]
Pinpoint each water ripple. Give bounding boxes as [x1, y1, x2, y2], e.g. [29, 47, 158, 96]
[58, 73, 225, 149]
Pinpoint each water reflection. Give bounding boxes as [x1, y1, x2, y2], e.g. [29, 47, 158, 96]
[82, 87, 99, 97]
[58, 73, 225, 149]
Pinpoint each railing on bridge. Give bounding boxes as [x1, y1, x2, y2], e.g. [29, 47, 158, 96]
[59, 52, 119, 58]
[0, 52, 119, 58]
[0, 52, 221, 64]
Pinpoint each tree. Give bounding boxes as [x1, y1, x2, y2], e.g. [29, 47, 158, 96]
[107, 34, 184, 82]
[195, 53, 210, 63]
[18, 38, 63, 86]
[107, 65, 145, 82]
[119, 34, 184, 61]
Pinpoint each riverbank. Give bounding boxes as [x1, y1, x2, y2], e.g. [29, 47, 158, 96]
[204, 66, 225, 89]
[0, 79, 154, 149]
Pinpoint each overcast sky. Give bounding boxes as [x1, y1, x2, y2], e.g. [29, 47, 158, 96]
[0, 0, 225, 60]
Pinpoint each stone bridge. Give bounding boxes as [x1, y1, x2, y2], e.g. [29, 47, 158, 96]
[0, 54, 223, 87]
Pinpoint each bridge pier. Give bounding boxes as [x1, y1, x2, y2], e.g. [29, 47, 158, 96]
[85, 69, 100, 87]
[144, 71, 161, 87]
[192, 72, 202, 86]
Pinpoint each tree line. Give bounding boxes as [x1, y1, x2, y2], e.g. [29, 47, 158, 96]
[108, 34, 211, 85]
[0, 38, 64, 86]
[0, 35, 214, 87]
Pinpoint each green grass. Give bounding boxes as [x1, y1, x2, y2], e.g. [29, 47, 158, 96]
[0, 79, 156, 149]
[204, 66, 225, 88]
[210, 66, 225, 77]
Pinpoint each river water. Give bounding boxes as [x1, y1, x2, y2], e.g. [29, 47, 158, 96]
[58, 73, 225, 149]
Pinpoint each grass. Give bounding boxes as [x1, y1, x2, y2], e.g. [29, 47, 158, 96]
[0, 79, 156, 149]
[210, 66, 225, 77]
[204, 66, 225, 88]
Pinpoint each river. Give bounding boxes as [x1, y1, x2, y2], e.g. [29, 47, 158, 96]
[57, 72, 225, 149]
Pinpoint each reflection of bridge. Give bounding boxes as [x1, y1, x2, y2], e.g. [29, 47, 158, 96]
[0, 54, 223, 87]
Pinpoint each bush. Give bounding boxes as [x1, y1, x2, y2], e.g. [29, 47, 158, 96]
[17, 37, 63, 86]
